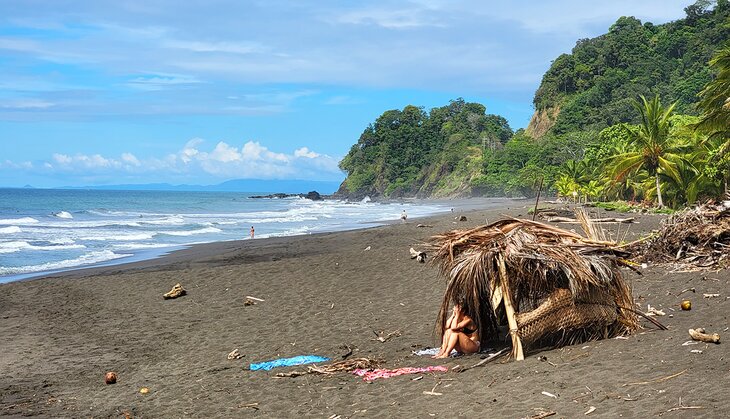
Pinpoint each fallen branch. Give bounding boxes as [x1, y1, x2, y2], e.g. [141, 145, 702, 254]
[452, 348, 509, 373]
[689, 328, 720, 343]
[423, 382, 443, 396]
[665, 397, 704, 413]
[526, 411, 556, 419]
[245, 296, 265, 302]
[623, 369, 687, 386]
[547, 216, 635, 224]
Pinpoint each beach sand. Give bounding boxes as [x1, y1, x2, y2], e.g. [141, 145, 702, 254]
[1, 203, 728, 418]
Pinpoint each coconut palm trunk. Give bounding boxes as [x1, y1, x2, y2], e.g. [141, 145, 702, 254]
[655, 172, 664, 208]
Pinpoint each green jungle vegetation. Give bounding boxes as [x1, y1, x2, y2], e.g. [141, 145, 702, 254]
[337, 0, 730, 208]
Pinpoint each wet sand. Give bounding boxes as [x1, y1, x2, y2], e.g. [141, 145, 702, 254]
[1, 203, 728, 418]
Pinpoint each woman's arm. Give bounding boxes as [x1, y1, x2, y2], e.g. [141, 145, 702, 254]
[451, 316, 473, 331]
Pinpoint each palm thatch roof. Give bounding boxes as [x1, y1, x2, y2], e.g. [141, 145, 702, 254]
[430, 218, 639, 359]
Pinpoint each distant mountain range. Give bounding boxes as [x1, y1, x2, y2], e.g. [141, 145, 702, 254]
[52, 179, 342, 194]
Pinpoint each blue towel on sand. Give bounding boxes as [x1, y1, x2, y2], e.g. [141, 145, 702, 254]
[249, 355, 330, 371]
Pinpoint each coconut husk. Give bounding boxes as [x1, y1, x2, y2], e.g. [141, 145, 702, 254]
[429, 218, 638, 358]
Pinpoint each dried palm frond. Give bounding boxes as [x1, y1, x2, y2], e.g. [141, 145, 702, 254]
[429, 218, 638, 357]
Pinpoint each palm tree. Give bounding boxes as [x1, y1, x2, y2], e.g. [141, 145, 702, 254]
[695, 44, 730, 192]
[610, 95, 680, 208]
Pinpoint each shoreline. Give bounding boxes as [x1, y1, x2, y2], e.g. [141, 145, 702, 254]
[2, 202, 727, 417]
[0, 197, 524, 284]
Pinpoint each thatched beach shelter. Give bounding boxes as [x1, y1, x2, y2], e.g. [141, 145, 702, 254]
[430, 218, 639, 360]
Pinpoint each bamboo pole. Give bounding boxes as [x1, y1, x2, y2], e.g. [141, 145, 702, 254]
[497, 254, 524, 360]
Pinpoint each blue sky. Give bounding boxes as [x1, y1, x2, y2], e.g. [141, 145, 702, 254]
[0, 0, 690, 188]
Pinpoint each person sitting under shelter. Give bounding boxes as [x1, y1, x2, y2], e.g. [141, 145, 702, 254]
[433, 298, 480, 358]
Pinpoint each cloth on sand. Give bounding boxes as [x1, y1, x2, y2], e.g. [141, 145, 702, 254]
[412, 347, 496, 357]
[412, 347, 457, 357]
[249, 355, 329, 371]
[352, 366, 448, 381]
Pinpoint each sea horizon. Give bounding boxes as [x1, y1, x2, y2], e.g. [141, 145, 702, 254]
[1, 188, 518, 283]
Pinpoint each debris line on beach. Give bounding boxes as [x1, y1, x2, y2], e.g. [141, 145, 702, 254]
[629, 199, 730, 269]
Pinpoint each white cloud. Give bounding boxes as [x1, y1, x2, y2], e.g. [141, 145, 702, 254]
[164, 40, 267, 55]
[126, 73, 203, 90]
[121, 152, 140, 166]
[27, 138, 342, 182]
[53, 153, 72, 164]
[294, 147, 320, 158]
[209, 142, 242, 163]
[0, 99, 55, 109]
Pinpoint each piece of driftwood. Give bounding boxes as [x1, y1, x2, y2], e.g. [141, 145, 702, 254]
[372, 330, 401, 343]
[246, 296, 265, 302]
[689, 328, 720, 343]
[409, 247, 427, 263]
[163, 283, 186, 299]
[227, 349, 243, 360]
[623, 369, 687, 386]
[703, 293, 720, 298]
[527, 411, 556, 419]
[547, 216, 635, 224]
[423, 382, 443, 396]
[416, 224, 433, 228]
[452, 348, 509, 373]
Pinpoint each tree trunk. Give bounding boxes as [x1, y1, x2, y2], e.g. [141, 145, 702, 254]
[655, 173, 664, 208]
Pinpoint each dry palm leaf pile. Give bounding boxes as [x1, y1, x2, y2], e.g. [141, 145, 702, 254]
[629, 199, 730, 270]
[430, 218, 639, 360]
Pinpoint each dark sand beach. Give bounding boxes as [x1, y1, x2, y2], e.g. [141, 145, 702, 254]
[1, 202, 728, 418]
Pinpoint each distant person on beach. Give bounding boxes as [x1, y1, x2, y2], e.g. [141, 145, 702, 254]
[250, 226, 255, 239]
[400, 210, 408, 222]
[433, 298, 480, 358]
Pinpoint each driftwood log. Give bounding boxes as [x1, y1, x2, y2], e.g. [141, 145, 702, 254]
[689, 328, 720, 343]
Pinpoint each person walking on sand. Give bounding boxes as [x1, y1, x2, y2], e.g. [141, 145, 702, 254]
[250, 226, 255, 239]
[400, 210, 408, 222]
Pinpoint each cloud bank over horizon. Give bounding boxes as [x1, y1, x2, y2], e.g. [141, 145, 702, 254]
[1, 139, 343, 187]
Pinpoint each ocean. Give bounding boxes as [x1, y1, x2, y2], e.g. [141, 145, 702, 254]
[0, 188, 450, 283]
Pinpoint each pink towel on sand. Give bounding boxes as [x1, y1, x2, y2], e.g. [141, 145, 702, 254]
[352, 366, 448, 381]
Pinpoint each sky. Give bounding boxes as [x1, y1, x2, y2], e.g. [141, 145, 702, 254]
[0, 0, 691, 188]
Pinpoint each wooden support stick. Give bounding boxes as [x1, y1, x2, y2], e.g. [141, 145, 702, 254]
[532, 177, 544, 221]
[498, 255, 524, 360]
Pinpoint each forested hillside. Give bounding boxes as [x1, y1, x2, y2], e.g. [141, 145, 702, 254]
[338, 1, 730, 202]
[337, 99, 512, 198]
[527, 0, 729, 137]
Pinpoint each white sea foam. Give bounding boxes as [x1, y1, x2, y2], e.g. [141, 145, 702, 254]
[79, 233, 154, 241]
[39, 220, 143, 228]
[112, 242, 172, 250]
[138, 215, 185, 225]
[0, 217, 39, 225]
[0, 250, 129, 275]
[54, 211, 73, 219]
[0, 226, 21, 234]
[0, 241, 86, 253]
[159, 227, 222, 236]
